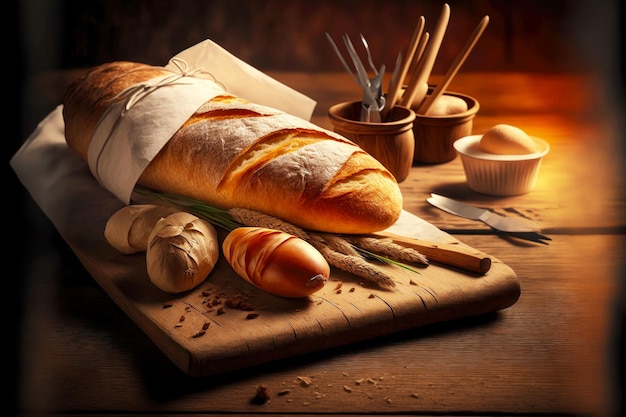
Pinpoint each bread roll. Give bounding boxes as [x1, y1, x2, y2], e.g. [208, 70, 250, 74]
[104, 204, 180, 254]
[63, 61, 403, 234]
[146, 212, 219, 294]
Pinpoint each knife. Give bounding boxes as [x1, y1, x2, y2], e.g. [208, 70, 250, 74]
[427, 193, 541, 233]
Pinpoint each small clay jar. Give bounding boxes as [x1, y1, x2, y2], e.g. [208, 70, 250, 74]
[410, 88, 480, 164]
[328, 101, 415, 182]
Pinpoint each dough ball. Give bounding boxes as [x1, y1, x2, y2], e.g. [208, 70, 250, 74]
[479, 124, 538, 155]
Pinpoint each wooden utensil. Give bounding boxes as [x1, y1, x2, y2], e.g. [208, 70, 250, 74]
[371, 230, 492, 274]
[399, 31, 430, 110]
[417, 15, 490, 115]
[403, 30, 430, 91]
[382, 15, 425, 121]
[401, 3, 451, 109]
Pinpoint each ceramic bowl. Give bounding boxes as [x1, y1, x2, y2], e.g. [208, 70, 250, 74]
[454, 134, 550, 196]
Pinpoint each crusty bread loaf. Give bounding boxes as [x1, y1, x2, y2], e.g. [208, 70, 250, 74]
[63, 61, 403, 234]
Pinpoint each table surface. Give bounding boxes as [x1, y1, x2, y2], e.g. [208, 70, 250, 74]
[13, 70, 625, 416]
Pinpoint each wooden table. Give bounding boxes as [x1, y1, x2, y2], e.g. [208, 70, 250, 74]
[12, 71, 624, 416]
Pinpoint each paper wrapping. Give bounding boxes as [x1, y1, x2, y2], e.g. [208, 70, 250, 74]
[82, 39, 317, 204]
[89, 75, 226, 203]
[166, 40, 316, 119]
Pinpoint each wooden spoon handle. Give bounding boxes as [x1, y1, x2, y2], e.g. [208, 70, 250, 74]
[371, 231, 492, 275]
[399, 31, 430, 107]
[417, 15, 490, 115]
[382, 15, 425, 121]
[402, 3, 451, 108]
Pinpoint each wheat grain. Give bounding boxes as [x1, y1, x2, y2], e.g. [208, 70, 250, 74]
[318, 233, 361, 257]
[317, 245, 396, 288]
[229, 207, 310, 240]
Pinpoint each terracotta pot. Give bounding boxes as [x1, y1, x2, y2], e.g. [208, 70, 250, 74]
[328, 101, 415, 182]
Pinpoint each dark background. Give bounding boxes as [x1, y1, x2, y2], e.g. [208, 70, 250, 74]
[13, 0, 625, 147]
[10, 0, 624, 415]
[19, 0, 622, 74]
[12, 0, 625, 151]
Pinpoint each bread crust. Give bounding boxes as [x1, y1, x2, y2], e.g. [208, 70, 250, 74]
[63, 61, 402, 233]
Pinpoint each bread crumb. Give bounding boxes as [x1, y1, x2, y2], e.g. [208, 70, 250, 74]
[251, 385, 270, 404]
[297, 376, 313, 387]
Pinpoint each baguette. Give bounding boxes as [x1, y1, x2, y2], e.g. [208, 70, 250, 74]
[63, 61, 403, 234]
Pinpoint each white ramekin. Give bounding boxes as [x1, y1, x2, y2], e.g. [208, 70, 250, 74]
[453, 135, 550, 196]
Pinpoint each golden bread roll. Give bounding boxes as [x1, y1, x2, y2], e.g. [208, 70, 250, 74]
[63, 61, 403, 234]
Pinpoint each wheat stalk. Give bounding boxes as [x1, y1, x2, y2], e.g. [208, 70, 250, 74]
[316, 245, 397, 288]
[345, 236, 429, 265]
[317, 233, 361, 257]
[229, 207, 310, 240]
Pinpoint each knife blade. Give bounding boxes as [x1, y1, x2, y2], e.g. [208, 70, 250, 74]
[427, 193, 541, 233]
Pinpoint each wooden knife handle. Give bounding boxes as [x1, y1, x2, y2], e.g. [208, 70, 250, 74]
[371, 231, 492, 275]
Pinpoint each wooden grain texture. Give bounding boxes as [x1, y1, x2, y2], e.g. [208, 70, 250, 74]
[16, 236, 619, 415]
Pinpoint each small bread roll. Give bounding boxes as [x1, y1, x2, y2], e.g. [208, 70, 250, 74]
[104, 204, 179, 254]
[146, 212, 219, 294]
[479, 124, 538, 155]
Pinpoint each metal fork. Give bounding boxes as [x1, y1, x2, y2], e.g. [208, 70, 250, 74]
[326, 32, 385, 122]
[359, 33, 378, 75]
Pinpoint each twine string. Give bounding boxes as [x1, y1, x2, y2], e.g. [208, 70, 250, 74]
[116, 57, 225, 115]
[91, 57, 225, 189]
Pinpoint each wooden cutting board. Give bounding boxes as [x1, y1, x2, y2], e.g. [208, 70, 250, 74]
[12, 106, 520, 377]
[65, 217, 519, 377]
